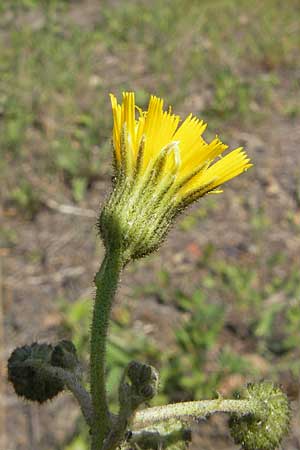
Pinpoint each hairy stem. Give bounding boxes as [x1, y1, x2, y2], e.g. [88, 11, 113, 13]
[102, 407, 130, 450]
[133, 398, 263, 429]
[90, 251, 123, 450]
[45, 365, 93, 426]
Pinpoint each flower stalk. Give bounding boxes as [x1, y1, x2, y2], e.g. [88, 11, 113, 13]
[133, 398, 262, 429]
[38, 363, 93, 426]
[90, 250, 124, 449]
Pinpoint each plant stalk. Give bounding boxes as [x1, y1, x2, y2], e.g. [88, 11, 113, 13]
[90, 250, 123, 450]
[133, 398, 263, 429]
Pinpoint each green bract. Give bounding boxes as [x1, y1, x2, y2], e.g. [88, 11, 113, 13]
[99, 167, 178, 262]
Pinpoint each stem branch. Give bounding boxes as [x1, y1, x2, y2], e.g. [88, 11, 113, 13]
[46, 365, 93, 426]
[133, 398, 262, 429]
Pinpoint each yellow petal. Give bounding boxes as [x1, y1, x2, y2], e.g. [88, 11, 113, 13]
[109, 92, 252, 197]
[142, 96, 180, 169]
[110, 93, 122, 165]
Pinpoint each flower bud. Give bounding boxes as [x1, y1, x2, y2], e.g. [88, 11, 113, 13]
[8, 343, 64, 403]
[126, 361, 159, 401]
[229, 381, 290, 450]
[119, 360, 159, 412]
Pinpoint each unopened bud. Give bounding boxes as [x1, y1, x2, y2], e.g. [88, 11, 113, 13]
[119, 361, 159, 413]
[8, 343, 64, 403]
[126, 361, 159, 401]
[229, 381, 290, 450]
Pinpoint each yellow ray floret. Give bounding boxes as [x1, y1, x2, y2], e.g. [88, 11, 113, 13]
[110, 92, 252, 200]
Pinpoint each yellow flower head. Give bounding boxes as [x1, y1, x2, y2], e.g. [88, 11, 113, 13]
[110, 92, 252, 201]
[100, 92, 252, 262]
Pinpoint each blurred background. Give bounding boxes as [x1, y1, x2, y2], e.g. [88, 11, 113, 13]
[1, 0, 300, 449]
